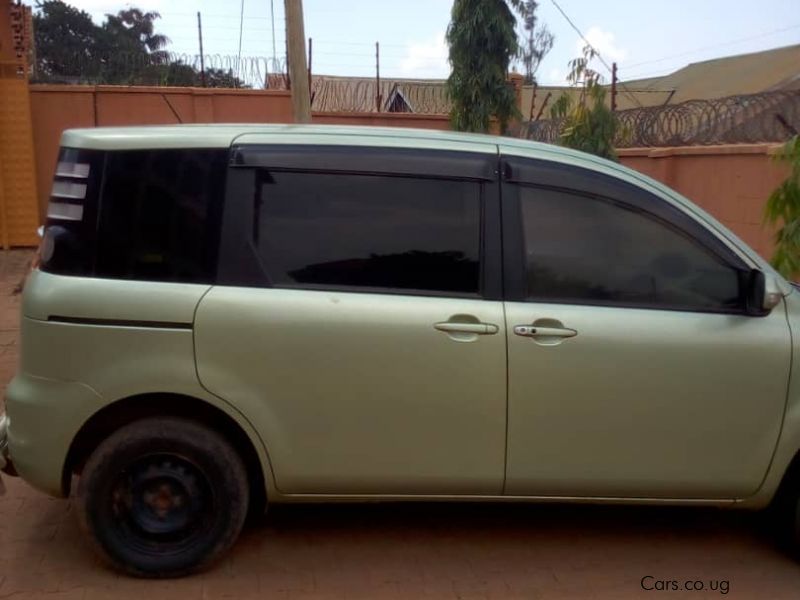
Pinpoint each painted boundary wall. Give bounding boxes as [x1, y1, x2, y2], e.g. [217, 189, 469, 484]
[618, 144, 787, 262]
[26, 85, 791, 262]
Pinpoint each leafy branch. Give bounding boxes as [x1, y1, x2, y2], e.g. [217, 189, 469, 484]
[764, 136, 800, 277]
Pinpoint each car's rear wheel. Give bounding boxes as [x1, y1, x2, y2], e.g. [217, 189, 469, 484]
[75, 417, 249, 577]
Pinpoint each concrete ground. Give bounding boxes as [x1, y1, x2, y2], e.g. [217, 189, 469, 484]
[1, 249, 799, 599]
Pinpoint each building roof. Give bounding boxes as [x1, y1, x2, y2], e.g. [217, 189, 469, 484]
[625, 44, 800, 103]
[265, 73, 451, 113]
[309, 75, 451, 114]
[521, 44, 800, 120]
[265, 44, 800, 117]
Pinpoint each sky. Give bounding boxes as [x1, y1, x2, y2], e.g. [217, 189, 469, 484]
[62, 0, 800, 86]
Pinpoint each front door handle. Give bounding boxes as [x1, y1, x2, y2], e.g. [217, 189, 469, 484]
[514, 325, 577, 338]
[435, 321, 499, 335]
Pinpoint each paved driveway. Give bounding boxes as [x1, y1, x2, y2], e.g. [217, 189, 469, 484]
[1, 250, 799, 599]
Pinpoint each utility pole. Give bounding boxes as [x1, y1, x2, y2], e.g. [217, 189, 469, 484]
[270, 0, 277, 68]
[611, 62, 618, 112]
[284, 0, 311, 122]
[197, 12, 206, 87]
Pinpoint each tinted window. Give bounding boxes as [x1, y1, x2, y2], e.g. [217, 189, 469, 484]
[252, 171, 481, 295]
[520, 187, 743, 311]
[95, 149, 227, 283]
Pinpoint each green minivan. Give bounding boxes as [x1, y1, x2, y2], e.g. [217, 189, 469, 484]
[3, 124, 800, 576]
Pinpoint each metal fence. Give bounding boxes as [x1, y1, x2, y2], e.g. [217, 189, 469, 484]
[521, 90, 800, 147]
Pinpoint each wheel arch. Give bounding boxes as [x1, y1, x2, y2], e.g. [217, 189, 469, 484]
[62, 392, 268, 514]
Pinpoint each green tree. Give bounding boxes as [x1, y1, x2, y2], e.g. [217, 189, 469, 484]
[32, 1, 247, 88]
[97, 8, 170, 84]
[550, 45, 620, 160]
[446, 0, 523, 133]
[516, 0, 553, 85]
[33, 0, 103, 82]
[764, 135, 800, 277]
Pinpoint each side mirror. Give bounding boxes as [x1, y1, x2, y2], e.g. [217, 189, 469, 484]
[743, 269, 782, 316]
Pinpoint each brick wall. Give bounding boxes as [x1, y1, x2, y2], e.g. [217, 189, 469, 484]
[619, 145, 788, 261]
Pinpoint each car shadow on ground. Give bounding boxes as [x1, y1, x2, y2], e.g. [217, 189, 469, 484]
[6, 486, 800, 598]
[252, 500, 770, 541]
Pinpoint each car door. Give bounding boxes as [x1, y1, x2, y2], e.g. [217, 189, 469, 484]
[501, 155, 791, 499]
[195, 142, 508, 495]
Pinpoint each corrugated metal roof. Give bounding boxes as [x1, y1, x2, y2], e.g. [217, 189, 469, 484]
[521, 44, 800, 119]
[626, 44, 800, 103]
[309, 75, 451, 114]
[267, 44, 800, 116]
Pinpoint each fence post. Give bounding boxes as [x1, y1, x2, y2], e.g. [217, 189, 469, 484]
[611, 62, 618, 112]
[375, 42, 381, 112]
[307, 37, 312, 106]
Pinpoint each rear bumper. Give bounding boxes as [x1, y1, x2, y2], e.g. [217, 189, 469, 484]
[6, 373, 103, 497]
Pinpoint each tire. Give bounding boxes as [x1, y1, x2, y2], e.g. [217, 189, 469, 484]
[75, 417, 249, 577]
[767, 462, 800, 558]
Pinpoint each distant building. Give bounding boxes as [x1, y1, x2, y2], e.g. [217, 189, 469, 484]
[521, 43, 800, 119]
[266, 44, 800, 116]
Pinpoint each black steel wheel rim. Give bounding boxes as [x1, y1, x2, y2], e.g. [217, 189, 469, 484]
[109, 453, 215, 555]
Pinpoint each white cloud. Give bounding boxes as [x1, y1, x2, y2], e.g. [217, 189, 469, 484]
[396, 32, 449, 79]
[575, 26, 628, 62]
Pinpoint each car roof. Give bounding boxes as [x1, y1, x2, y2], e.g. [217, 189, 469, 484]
[61, 123, 654, 189]
[60, 122, 606, 169]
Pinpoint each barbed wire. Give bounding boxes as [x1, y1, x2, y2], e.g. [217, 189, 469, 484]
[521, 91, 800, 148]
[31, 52, 287, 89]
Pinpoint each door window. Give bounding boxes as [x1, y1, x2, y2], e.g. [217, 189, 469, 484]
[519, 186, 743, 312]
[250, 171, 482, 296]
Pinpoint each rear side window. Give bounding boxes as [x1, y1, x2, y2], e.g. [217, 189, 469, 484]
[94, 149, 227, 283]
[520, 186, 743, 312]
[41, 148, 227, 283]
[249, 171, 482, 295]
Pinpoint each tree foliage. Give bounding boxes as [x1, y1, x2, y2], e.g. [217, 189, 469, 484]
[516, 0, 553, 85]
[446, 0, 521, 133]
[33, 0, 104, 81]
[32, 0, 245, 88]
[550, 45, 620, 160]
[764, 136, 800, 278]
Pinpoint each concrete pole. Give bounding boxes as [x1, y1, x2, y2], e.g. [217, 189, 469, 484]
[284, 0, 311, 123]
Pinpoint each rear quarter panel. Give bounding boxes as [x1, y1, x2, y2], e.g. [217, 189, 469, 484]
[7, 270, 274, 497]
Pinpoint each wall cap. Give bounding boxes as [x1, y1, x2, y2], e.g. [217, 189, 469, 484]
[311, 111, 449, 120]
[617, 144, 785, 158]
[29, 84, 291, 97]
